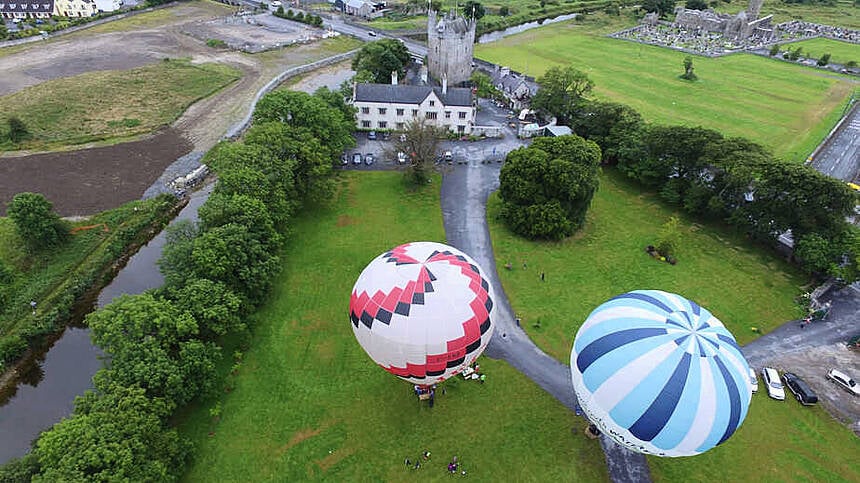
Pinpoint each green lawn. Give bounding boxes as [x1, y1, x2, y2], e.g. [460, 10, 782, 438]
[783, 37, 860, 66]
[650, 392, 860, 481]
[0, 59, 240, 151]
[488, 170, 860, 481]
[717, 0, 860, 30]
[474, 20, 856, 161]
[179, 171, 609, 482]
[488, 170, 806, 363]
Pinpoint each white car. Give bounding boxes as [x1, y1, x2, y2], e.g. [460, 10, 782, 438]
[748, 367, 758, 394]
[827, 369, 859, 396]
[270, 0, 281, 5]
[761, 367, 785, 400]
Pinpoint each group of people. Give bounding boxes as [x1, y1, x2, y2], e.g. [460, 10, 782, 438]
[404, 452, 467, 475]
[414, 384, 437, 407]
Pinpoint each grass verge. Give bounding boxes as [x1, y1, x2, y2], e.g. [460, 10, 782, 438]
[782, 37, 860, 66]
[488, 169, 860, 481]
[474, 18, 856, 161]
[0, 59, 240, 151]
[178, 171, 609, 482]
[0, 195, 180, 367]
[487, 169, 806, 362]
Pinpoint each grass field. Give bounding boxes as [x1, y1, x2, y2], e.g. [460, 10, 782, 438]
[81, 1, 235, 36]
[0, 59, 240, 151]
[487, 170, 860, 481]
[474, 19, 856, 161]
[783, 37, 860, 66]
[179, 171, 609, 482]
[718, 0, 860, 30]
[488, 170, 806, 363]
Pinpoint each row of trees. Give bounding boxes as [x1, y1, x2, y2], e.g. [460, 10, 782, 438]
[529, 65, 859, 281]
[0, 88, 355, 481]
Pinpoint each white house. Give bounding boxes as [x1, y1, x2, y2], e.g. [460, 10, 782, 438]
[54, 0, 96, 16]
[353, 74, 476, 134]
[0, 0, 54, 19]
[94, 0, 121, 12]
[344, 0, 371, 18]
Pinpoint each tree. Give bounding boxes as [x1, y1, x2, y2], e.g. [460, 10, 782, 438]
[685, 0, 707, 9]
[768, 43, 780, 56]
[817, 53, 831, 66]
[499, 135, 601, 240]
[642, 0, 676, 17]
[569, 100, 644, 164]
[656, 216, 681, 258]
[462, 0, 485, 19]
[7, 116, 30, 144]
[86, 293, 220, 406]
[6, 192, 68, 252]
[499, 5, 510, 15]
[198, 192, 280, 249]
[34, 386, 188, 482]
[253, 90, 355, 160]
[276, 5, 284, 14]
[680, 55, 698, 80]
[387, 117, 447, 186]
[244, 122, 335, 206]
[165, 278, 245, 338]
[351, 39, 412, 84]
[158, 220, 199, 290]
[0, 23, 9, 41]
[531, 66, 594, 124]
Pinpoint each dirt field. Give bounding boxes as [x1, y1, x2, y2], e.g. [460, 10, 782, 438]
[0, 128, 191, 216]
[0, 1, 361, 215]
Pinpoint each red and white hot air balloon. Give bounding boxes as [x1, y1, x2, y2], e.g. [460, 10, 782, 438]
[349, 242, 496, 387]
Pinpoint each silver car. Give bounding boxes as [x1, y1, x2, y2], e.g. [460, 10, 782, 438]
[827, 369, 859, 396]
[762, 367, 785, 400]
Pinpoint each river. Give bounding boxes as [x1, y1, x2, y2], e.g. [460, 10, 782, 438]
[477, 13, 578, 44]
[0, 67, 353, 465]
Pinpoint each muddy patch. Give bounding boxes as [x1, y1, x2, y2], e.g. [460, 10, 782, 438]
[0, 128, 191, 216]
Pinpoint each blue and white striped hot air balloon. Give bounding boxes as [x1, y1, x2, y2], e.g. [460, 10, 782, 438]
[570, 290, 752, 457]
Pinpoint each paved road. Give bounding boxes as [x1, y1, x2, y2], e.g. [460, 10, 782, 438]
[811, 102, 860, 183]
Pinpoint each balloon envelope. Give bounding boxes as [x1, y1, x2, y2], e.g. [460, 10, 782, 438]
[350, 242, 495, 386]
[570, 290, 751, 457]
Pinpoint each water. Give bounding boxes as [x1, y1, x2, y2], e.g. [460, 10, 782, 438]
[477, 13, 578, 44]
[0, 185, 212, 464]
[0, 67, 347, 465]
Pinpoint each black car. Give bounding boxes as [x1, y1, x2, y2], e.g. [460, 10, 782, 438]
[782, 372, 818, 405]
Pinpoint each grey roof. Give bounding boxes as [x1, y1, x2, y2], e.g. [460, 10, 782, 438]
[545, 125, 572, 137]
[355, 83, 473, 107]
[0, 0, 54, 14]
[346, 0, 370, 8]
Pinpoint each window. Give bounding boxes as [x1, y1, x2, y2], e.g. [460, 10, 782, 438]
[396, 122, 405, 130]
[378, 108, 387, 115]
[425, 112, 438, 120]
[396, 108, 404, 116]
[412, 109, 418, 116]
[459, 112, 467, 119]
[361, 107, 369, 114]
[445, 111, 451, 119]
[429, 101, 435, 107]
[361, 120, 371, 128]
[458, 125, 465, 133]
[378, 121, 387, 128]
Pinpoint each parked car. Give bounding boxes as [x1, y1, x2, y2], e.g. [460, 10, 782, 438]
[367, 31, 377, 37]
[367, 130, 377, 140]
[444, 150, 453, 164]
[352, 152, 362, 165]
[364, 153, 374, 165]
[749, 367, 758, 394]
[396, 151, 407, 164]
[761, 367, 785, 400]
[827, 369, 859, 396]
[782, 372, 818, 405]
[382, 131, 391, 140]
[271, 0, 281, 5]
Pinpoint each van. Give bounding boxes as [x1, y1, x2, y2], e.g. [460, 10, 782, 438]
[782, 372, 818, 405]
[443, 151, 453, 164]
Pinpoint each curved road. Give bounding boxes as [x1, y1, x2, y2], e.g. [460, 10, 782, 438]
[440, 162, 652, 483]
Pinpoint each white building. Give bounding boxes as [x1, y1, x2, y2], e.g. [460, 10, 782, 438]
[0, 0, 54, 19]
[353, 75, 476, 134]
[54, 0, 96, 16]
[94, 0, 121, 12]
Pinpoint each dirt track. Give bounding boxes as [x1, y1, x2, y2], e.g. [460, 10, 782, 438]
[0, 2, 359, 215]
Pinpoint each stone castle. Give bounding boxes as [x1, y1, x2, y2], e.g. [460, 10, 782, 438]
[672, 0, 774, 41]
[427, 10, 476, 86]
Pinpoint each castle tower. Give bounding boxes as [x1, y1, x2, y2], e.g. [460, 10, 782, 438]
[746, 0, 762, 19]
[426, 9, 476, 86]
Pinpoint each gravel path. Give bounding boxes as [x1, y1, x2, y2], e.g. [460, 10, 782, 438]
[440, 162, 652, 483]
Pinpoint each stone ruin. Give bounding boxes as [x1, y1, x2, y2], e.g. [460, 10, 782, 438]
[672, 4, 775, 42]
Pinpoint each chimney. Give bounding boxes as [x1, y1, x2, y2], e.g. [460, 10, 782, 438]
[391, 70, 398, 85]
[352, 81, 357, 101]
[442, 74, 447, 95]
